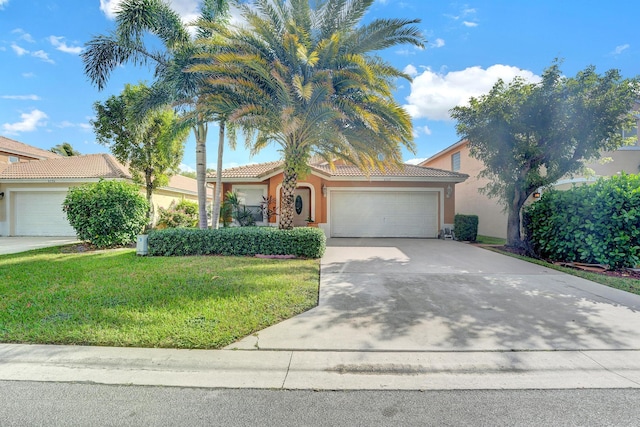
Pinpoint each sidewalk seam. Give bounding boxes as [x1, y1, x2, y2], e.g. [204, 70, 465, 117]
[281, 351, 293, 389]
[580, 350, 640, 386]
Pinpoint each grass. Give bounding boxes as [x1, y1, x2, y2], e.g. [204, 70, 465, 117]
[475, 235, 507, 245]
[0, 246, 319, 349]
[484, 247, 640, 296]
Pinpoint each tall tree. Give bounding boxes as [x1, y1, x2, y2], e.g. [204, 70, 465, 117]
[50, 142, 81, 156]
[82, 0, 230, 229]
[450, 62, 639, 247]
[92, 82, 189, 227]
[194, 0, 424, 229]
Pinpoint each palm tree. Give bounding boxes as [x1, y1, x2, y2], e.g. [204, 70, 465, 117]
[82, 0, 230, 229]
[194, 0, 424, 229]
[50, 142, 80, 156]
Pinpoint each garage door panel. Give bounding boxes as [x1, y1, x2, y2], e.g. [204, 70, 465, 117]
[14, 191, 76, 236]
[330, 191, 438, 238]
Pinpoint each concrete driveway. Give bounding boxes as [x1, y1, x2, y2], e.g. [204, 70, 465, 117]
[230, 238, 640, 351]
[0, 236, 78, 255]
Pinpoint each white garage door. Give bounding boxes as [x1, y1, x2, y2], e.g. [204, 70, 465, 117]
[330, 190, 439, 238]
[13, 191, 76, 236]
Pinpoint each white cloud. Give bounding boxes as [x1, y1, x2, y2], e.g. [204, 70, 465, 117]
[11, 43, 28, 56]
[0, 0, 8, 9]
[3, 109, 48, 134]
[22, 72, 35, 78]
[179, 163, 196, 173]
[49, 36, 84, 54]
[100, 0, 200, 22]
[433, 38, 445, 48]
[56, 120, 92, 131]
[403, 64, 418, 77]
[611, 44, 630, 55]
[412, 125, 432, 138]
[404, 64, 541, 121]
[1, 94, 40, 100]
[463, 21, 478, 27]
[31, 50, 54, 64]
[405, 158, 427, 165]
[12, 28, 35, 43]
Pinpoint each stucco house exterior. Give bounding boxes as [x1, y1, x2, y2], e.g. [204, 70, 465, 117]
[0, 151, 207, 236]
[0, 135, 61, 167]
[211, 160, 468, 238]
[421, 119, 640, 239]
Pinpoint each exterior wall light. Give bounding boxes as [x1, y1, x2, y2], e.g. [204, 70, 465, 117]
[533, 191, 541, 199]
[321, 184, 327, 197]
[445, 185, 452, 199]
[0, 192, 4, 200]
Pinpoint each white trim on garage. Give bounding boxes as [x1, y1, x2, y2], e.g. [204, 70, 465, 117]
[6, 187, 76, 236]
[326, 187, 442, 238]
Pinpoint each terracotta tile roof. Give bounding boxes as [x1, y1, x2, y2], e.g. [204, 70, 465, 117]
[0, 153, 131, 179]
[220, 161, 283, 179]
[0, 135, 62, 160]
[218, 160, 468, 181]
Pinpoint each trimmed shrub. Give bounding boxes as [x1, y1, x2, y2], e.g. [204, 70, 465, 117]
[454, 214, 479, 242]
[156, 199, 199, 229]
[524, 173, 640, 269]
[63, 180, 149, 248]
[147, 226, 326, 258]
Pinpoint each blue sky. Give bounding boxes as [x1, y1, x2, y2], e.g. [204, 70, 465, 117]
[1, 0, 638, 171]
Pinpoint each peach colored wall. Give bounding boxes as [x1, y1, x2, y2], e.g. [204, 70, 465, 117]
[222, 173, 457, 228]
[422, 142, 508, 239]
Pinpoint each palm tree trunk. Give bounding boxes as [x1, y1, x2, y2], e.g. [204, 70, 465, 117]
[194, 118, 208, 229]
[211, 121, 225, 229]
[145, 170, 154, 231]
[280, 164, 297, 230]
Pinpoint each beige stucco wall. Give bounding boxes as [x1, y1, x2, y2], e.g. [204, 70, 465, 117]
[422, 142, 508, 239]
[0, 180, 203, 236]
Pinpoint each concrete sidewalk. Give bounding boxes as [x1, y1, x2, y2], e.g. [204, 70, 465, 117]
[1, 344, 639, 390]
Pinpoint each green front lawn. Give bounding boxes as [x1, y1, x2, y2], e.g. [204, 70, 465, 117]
[0, 247, 319, 349]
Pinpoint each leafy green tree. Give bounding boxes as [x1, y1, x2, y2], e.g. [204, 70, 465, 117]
[63, 180, 149, 248]
[82, 0, 231, 229]
[50, 142, 81, 156]
[92, 82, 189, 226]
[450, 62, 639, 247]
[194, 0, 424, 229]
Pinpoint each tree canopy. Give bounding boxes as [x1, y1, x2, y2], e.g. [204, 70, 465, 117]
[451, 62, 639, 247]
[50, 142, 81, 156]
[194, 0, 424, 229]
[92, 82, 189, 227]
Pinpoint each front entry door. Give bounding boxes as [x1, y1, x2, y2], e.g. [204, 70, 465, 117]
[292, 187, 311, 227]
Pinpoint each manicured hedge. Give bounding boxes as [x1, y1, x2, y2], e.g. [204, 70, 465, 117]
[147, 226, 326, 258]
[524, 173, 640, 269]
[454, 214, 479, 242]
[63, 180, 149, 248]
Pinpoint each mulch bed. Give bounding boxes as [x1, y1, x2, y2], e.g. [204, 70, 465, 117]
[484, 244, 640, 280]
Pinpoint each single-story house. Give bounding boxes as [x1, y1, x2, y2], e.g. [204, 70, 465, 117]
[421, 131, 640, 239]
[0, 152, 208, 236]
[211, 160, 468, 238]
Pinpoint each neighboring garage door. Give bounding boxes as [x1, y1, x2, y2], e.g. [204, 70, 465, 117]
[13, 191, 76, 236]
[330, 190, 439, 238]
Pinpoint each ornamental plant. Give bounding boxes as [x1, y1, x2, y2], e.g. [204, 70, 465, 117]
[524, 173, 640, 269]
[63, 180, 149, 248]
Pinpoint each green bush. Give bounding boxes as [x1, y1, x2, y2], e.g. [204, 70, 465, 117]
[454, 214, 479, 241]
[156, 199, 199, 229]
[63, 180, 149, 248]
[148, 226, 326, 258]
[524, 173, 640, 269]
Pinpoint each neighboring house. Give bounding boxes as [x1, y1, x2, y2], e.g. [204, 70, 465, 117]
[211, 160, 468, 238]
[0, 152, 207, 236]
[421, 108, 640, 238]
[0, 135, 61, 170]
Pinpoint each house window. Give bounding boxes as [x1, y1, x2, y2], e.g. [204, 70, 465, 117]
[451, 152, 461, 172]
[621, 125, 639, 146]
[233, 185, 267, 223]
[8, 156, 19, 163]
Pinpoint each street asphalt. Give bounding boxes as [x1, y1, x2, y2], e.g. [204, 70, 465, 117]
[1, 238, 639, 390]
